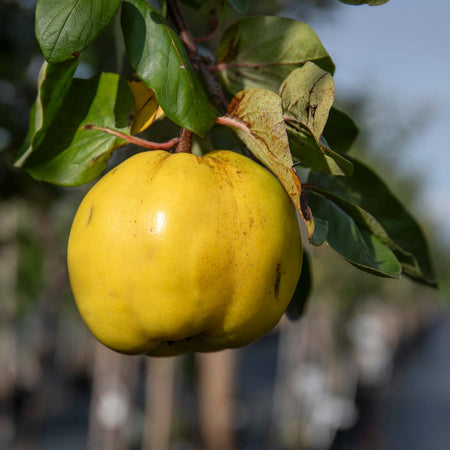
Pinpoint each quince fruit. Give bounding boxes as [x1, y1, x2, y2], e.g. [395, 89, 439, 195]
[67, 150, 302, 356]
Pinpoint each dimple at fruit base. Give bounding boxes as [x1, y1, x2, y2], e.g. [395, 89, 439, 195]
[67, 150, 302, 357]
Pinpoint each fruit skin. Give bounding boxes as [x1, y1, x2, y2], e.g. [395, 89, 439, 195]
[67, 150, 302, 356]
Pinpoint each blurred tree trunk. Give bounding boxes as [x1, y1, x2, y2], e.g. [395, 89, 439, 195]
[87, 342, 139, 450]
[197, 350, 237, 450]
[9, 204, 68, 449]
[142, 357, 176, 450]
[271, 319, 305, 447]
[0, 202, 18, 449]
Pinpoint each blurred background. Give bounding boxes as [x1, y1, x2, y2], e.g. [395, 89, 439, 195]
[0, 0, 449, 449]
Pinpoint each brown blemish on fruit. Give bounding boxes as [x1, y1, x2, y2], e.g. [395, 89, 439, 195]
[198, 157, 217, 170]
[274, 263, 281, 299]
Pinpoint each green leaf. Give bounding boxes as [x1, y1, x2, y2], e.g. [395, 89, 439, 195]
[217, 16, 335, 95]
[307, 159, 437, 286]
[18, 73, 134, 186]
[323, 107, 358, 154]
[35, 0, 121, 63]
[280, 63, 353, 176]
[288, 128, 354, 175]
[310, 217, 328, 246]
[20, 102, 38, 159]
[307, 192, 402, 278]
[121, 0, 216, 136]
[16, 59, 79, 166]
[286, 251, 311, 321]
[339, 0, 389, 5]
[228, 0, 248, 13]
[221, 88, 315, 237]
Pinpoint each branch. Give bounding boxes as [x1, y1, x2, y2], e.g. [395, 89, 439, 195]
[84, 125, 179, 150]
[166, 0, 228, 113]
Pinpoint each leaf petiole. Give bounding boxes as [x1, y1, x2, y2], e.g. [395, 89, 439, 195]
[216, 116, 249, 134]
[84, 125, 179, 150]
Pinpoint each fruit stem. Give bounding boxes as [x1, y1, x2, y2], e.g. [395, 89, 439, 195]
[175, 128, 192, 153]
[84, 125, 179, 150]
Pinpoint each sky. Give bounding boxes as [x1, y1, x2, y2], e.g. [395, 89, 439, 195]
[287, 0, 450, 244]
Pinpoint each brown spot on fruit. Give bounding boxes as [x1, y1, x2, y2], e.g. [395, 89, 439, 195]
[274, 263, 281, 299]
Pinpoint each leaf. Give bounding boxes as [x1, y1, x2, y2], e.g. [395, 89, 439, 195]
[128, 79, 164, 134]
[16, 59, 79, 166]
[286, 251, 311, 321]
[310, 217, 328, 246]
[282, 63, 334, 139]
[280, 63, 353, 176]
[339, 0, 389, 5]
[307, 192, 402, 278]
[221, 88, 314, 237]
[121, 0, 216, 136]
[288, 128, 354, 175]
[323, 107, 358, 154]
[307, 159, 437, 286]
[20, 102, 38, 160]
[216, 16, 335, 95]
[18, 73, 134, 186]
[35, 0, 121, 63]
[228, 0, 248, 13]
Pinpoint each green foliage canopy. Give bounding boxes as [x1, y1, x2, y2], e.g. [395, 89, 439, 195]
[15, 0, 434, 321]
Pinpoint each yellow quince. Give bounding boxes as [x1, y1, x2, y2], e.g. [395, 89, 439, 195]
[67, 150, 302, 356]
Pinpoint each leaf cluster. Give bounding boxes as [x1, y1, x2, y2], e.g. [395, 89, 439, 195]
[15, 0, 436, 320]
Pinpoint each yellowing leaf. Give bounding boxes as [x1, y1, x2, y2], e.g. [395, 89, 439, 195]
[220, 88, 315, 237]
[128, 79, 164, 134]
[280, 62, 353, 176]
